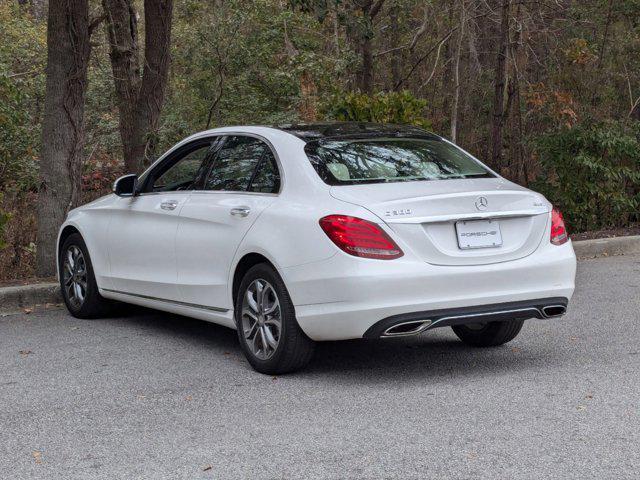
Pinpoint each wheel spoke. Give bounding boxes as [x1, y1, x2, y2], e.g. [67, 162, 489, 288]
[73, 282, 83, 301]
[258, 326, 269, 353]
[255, 281, 265, 312]
[264, 297, 279, 315]
[243, 318, 258, 338]
[245, 288, 258, 314]
[250, 330, 260, 354]
[242, 308, 258, 322]
[264, 318, 281, 336]
[67, 249, 75, 269]
[263, 325, 278, 350]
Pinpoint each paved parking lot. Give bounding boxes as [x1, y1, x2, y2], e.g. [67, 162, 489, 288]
[1, 254, 639, 479]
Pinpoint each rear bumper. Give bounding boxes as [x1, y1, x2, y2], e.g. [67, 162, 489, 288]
[281, 241, 576, 341]
[363, 297, 568, 339]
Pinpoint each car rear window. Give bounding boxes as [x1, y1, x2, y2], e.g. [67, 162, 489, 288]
[304, 137, 494, 185]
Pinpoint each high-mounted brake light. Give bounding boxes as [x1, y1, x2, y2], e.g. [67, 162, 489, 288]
[319, 215, 403, 260]
[550, 207, 568, 246]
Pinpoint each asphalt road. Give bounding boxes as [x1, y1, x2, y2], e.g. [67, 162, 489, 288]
[1, 254, 639, 480]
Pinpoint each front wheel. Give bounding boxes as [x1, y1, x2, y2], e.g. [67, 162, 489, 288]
[452, 320, 524, 347]
[59, 233, 113, 319]
[235, 264, 315, 375]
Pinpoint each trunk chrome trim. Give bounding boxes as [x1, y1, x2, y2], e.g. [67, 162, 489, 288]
[101, 288, 229, 313]
[385, 209, 549, 224]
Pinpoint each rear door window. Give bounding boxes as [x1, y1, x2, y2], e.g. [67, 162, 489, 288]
[204, 136, 280, 193]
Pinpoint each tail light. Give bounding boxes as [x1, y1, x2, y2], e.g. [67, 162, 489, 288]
[550, 207, 568, 245]
[319, 215, 403, 260]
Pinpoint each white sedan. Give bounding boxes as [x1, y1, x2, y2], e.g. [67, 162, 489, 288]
[57, 123, 576, 374]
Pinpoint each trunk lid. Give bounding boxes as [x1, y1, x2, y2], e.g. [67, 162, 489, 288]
[330, 178, 550, 266]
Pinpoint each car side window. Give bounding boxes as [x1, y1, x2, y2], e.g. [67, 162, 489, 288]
[249, 149, 280, 193]
[204, 136, 279, 192]
[151, 143, 212, 192]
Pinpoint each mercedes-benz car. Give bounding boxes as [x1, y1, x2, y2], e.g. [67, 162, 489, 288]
[57, 123, 576, 374]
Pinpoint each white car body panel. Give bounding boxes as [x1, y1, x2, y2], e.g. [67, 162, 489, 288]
[175, 191, 277, 310]
[107, 192, 190, 300]
[58, 125, 577, 341]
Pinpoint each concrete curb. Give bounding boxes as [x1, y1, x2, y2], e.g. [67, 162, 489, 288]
[572, 235, 640, 259]
[0, 283, 60, 314]
[1, 235, 639, 313]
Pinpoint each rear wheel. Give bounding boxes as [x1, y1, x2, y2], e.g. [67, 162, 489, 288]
[59, 233, 113, 319]
[235, 263, 315, 374]
[452, 320, 524, 347]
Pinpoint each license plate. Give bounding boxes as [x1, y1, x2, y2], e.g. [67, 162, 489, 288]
[455, 219, 502, 249]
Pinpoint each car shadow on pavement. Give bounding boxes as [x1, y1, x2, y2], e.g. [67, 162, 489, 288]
[114, 307, 559, 383]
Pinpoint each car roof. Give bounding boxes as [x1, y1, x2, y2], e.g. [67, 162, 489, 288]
[274, 122, 439, 142]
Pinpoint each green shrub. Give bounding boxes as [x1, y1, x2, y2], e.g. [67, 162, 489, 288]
[0, 74, 38, 193]
[533, 120, 640, 232]
[322, 90, 431, 128]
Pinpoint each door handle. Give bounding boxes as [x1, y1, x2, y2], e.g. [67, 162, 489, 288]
[160, 200, 179, 211]
[230, 206, 251, 217]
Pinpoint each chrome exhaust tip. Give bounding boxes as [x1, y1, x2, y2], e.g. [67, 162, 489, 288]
[382, 319, 432, 337]
[541, 305, 566, 318]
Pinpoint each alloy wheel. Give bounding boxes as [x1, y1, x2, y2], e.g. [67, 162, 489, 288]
[62, 245, 88, 309]
[241, 279, 282, 360]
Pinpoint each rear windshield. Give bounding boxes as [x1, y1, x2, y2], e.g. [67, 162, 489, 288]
[304, 137, 493, 185]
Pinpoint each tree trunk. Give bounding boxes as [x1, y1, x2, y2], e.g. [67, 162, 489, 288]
[361, 34, 374, 94]
[355, 0, 384, 94]
[490, 0, 510, 171]
[102, 0, 141, 171]
[36, 0, 91, 276]
[440, 3, 455, 129]
[450, 0, 465, 142]
[103, 0, 173, 173]
[389, 2, 401, 89]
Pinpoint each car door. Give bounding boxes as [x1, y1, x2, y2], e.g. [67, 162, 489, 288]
[175, 135, 281, 310]
[106, 138, 219, 300]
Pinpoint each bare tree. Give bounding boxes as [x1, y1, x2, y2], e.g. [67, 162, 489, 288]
[102, 0, 173, 173]
[35, 0, 92, 276]
[355, 0, 385, 93]
[450, 0, 466, 142]
[490, 0, 510, 171]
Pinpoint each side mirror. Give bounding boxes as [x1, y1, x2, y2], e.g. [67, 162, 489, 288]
[113, 174, 139, 197]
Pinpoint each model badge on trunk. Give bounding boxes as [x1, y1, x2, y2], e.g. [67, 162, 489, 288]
[385, 209, 412, 217]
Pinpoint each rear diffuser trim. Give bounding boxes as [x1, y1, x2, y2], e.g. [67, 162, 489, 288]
[363, 297, 568, 339]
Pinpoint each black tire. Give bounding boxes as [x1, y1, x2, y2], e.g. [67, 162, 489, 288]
[235, 263, 315, 375]
[59, 233, 113, 319]
[452, 319, 524, 347]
